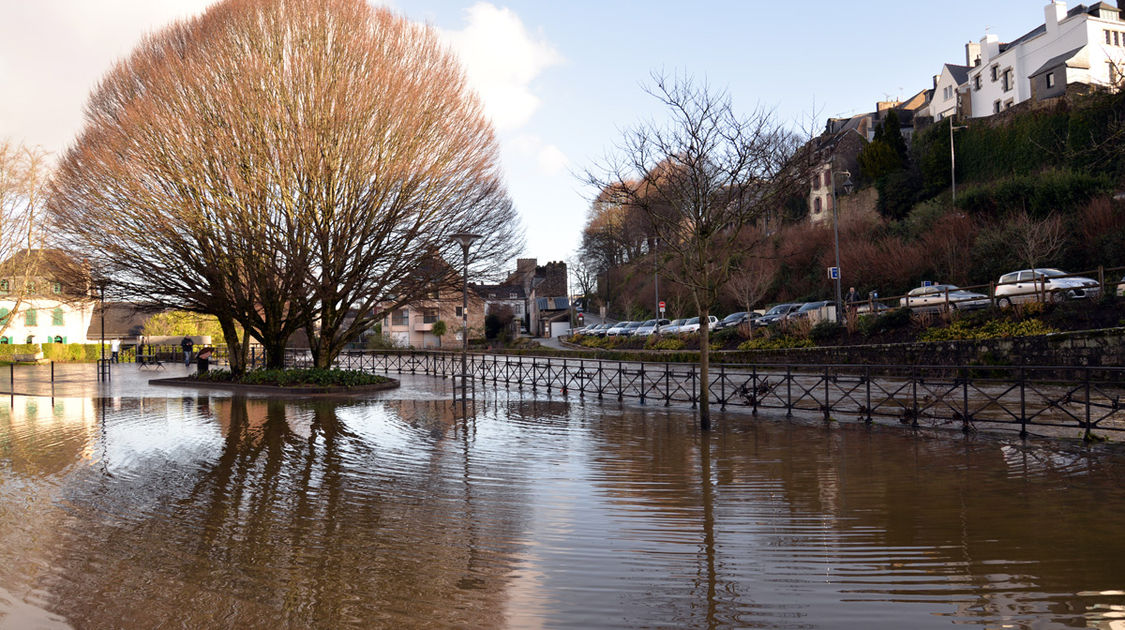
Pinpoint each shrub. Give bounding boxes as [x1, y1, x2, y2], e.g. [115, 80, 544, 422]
[737, 336, 813, 351]
[194, 368, 389, 387]
[919, 319, 1058, 342]
[647, 337, 685, 351]
[809, 321, 843, 344]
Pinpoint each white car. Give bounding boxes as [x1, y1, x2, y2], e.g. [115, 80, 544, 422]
[634, 319, 671, 337]
[678, 315, 720, 333]
[995, 269, 1100, 306]
[900, 284, 990, 312]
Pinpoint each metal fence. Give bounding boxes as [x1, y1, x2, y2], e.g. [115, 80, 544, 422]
[290, 350, 1125, 439]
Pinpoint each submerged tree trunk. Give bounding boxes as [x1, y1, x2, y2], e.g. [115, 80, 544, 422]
[218, 315, 247, 375]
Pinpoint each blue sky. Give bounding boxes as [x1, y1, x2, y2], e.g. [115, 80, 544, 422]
[1, 0, 1053, 263]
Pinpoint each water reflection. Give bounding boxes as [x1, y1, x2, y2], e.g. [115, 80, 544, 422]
[0, 388, 1124, 628]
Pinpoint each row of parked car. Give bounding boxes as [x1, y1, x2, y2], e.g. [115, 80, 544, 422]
[570, 268, 1123, 339]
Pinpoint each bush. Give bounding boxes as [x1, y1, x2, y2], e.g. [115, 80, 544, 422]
[809, 321, 844, 344]
[919, 319, 1058, 341]
[646, 337, 685, 351]
[956, 169, 1111, 218]
[737, 336, 813, 351]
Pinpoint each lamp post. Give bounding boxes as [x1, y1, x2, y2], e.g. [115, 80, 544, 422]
[652, 238, 660, 327]
[949, 116, 968, 203]
[830, 168, 854, 323]
[449, 233, 481, 403]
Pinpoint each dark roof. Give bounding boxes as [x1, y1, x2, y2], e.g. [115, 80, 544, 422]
[1029, 45, 1089, 77]
[535, 297, 569, 311]
[86, 302, 167, 339]
[945, 64, 971, 85]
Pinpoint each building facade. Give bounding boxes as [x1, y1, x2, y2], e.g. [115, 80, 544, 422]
[0, 250, 95, 345]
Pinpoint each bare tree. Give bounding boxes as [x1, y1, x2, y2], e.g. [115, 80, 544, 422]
[1010, 211, 1067, 270]
[0, 141, 50, 341]
[586, 73, 811, 430]
[725, 248, 777, 315]
[50, 0, 521, 372]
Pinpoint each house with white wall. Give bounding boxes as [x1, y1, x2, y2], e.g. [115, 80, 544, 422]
[928, 63, 972, 121]
[964, 2, 1125, 118]
[0, 249, 95, 345]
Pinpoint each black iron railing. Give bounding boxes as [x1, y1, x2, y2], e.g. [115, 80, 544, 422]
[287, 349, 1125, 439]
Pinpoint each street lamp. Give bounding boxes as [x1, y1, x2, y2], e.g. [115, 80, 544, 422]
[830, 168, 854, 323]
[949, 116, 968, 203]
[448, 232, 481, 403]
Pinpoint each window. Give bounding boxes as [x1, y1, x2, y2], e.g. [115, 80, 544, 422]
[392, 308, 408, 326]
[24, 309, 37, 326]
[994, 100, 1002, 114]
[1108, 29, 1114, 45]
[0, 338, 7, 345]
[1004, 99, 1014, 109]
[973, 75, 982, 90]
[52, 308, 64, 326]
[1002, 68, 1013, 91]
[1115, 31, 1121, 46]
[53, 336, 63, 344]
[1046, 72, 1056, 89]
[428, 286, 440, 299]
[990, 65, 999, 81]
[422, 308, 438, 324]
[822, 171, 831, 188]
[0, 308, 7, 325]
[0, 279, 7, 293]
[456, 306, 464, 318]
[25, 336, 33, 345]
[52, 281, 61, 295]
[813, 197, 822, 213]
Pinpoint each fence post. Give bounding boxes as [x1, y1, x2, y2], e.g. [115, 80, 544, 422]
[720, 365, 726, 410]
[1099, 266, 1105, 297]
[911, 366, 919, 429]
[961, 366, 971, 434]
[664, 363, 671, 406]
[1084, 367, 1093, 441]
[639, 365, 645, 405]
[691, 365, 697, 409]
[823, 365, 831, 422]
[752, 365, 759, 415]
[785, 365, 792, 417]
[864, 365, 872, 424]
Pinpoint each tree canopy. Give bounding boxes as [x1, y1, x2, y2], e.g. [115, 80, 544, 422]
[49, 0, 522, 372]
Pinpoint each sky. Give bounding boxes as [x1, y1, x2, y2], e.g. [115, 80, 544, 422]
[0, 0, 1055, 264]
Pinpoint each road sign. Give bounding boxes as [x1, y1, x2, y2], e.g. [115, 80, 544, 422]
[658, 300, 666, 314]
[922, 280, 933, 287]
[828, 266, 840, 280]
[577, 312, 584, 322]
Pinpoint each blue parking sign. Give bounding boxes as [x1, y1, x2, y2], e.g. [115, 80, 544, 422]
[828, 266, 839, 280]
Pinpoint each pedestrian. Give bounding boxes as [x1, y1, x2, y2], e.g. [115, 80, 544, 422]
[111, 338, 120, 363]
[181, 336, 194, 366]
[846, 287, 860, 305]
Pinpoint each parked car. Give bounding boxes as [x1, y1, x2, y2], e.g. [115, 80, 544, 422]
[604, 321, 633, 336]
[900, 284, 990, 312]
[995, 268, 1100, 306]
[755, 303, 802, 326]
[1119, 274, 1125, 297]
[661, 318, 688, 334]
[584, 323, 611, 337]
[715, 311, 757, 330]
[620, 321, 646, 336]
[634, 318, 671, 337]
[678, 315, 720, 333]
[789, 301, 832, 321]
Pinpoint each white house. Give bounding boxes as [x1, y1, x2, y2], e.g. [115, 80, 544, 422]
[0, 249, 96, 345]
[928, 63, 972, 121]
[964, 2, 1125, 118]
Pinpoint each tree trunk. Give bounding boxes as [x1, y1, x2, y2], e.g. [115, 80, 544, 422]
[699, 307, 711, 431]
[219, 315, 247, 375]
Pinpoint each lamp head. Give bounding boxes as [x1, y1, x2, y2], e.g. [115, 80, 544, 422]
[448, 233, 482, 250]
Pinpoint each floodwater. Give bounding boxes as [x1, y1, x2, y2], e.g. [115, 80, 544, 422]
[1, 366, 1125, 629]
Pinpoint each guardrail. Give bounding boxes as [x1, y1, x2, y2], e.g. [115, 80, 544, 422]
[294, 350, 1125, 440]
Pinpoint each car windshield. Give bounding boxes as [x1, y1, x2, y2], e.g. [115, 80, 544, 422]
[641, 320, 656, 326]
[797, 302, 821, 312]
[723, 312, 745, 321]
[670, 319, 685, 326]
[686, 317, 699, 325]
[765, 305, 787, 315]
[1037, 268, 1066, 277]
[626, 321, 643, 328]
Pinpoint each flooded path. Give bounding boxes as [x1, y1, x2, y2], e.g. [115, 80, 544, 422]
[1, 366, 1124, 628]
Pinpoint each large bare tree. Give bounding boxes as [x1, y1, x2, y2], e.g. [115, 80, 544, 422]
[50, 0, 521, 372]
[587, 74, 810, 430]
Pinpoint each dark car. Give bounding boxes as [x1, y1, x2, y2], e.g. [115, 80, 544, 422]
[789, 301, 832, 320]
[715, 311, 756, 330]
[755, 303, 802, 326]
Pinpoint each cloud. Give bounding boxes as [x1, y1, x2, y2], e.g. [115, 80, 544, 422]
[510, 134, 569, 176]
[441, 3, 562, 131]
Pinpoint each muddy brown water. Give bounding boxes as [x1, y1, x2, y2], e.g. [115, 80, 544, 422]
[1, 368, 1124, 628]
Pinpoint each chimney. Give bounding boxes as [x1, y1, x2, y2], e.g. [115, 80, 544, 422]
[965, 41, 981, 67]
[933, 74, 941, 89]
[980, 34, 1000, 64]
[1045, 1, 1067, 36]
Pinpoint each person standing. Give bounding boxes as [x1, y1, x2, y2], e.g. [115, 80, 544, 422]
[181, 336, 194, 366]
[846, 287, 860, 305]
[110, 338, 120, 363]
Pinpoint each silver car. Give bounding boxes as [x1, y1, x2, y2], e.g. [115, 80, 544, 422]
[661, 318, 688, 334]
[634, 319, 671, 337]
[995, 269, 1099, 306]
[604, 321, 633, 336]
[900, 284, 989, 312]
